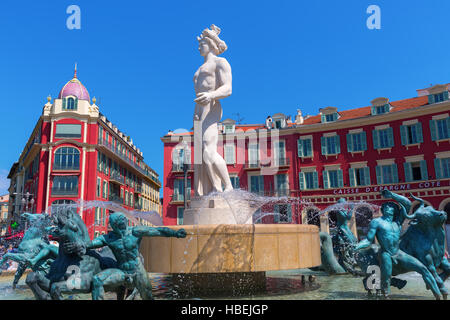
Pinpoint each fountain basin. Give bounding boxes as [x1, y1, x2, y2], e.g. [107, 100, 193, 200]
[140, 224, 321, 273]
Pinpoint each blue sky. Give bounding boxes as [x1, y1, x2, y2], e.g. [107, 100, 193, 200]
[1, 0, 450, 195]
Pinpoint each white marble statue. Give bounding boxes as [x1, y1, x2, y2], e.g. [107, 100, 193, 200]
[193, 24, 233, 196]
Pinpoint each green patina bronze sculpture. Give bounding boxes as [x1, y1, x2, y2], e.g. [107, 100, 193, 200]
[86, 212, 186, 300]
[24, 208, 186, 300]
[0, 213, 57, 288]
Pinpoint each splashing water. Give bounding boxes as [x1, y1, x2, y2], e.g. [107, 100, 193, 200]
[199, 189, 312, 225]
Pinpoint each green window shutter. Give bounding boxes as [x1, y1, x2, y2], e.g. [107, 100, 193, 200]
[258, 176, 264, 194]
[349, 168, 356, 187]
[400, 125, 407, 145]
[322, 171, 329, 189]
[435, 158, 442, 179]
[321, 114, 326, 123]
[387, 127, 394, 147]
[430, 120, 437, 141]
[372, 130, 380, 149]
[444, 91, 449, 101]
[428, 95, 435, 104]
[376, 166, 382, 184]
[274, 204, 279, 223]
[363, 167, 371, 185]
[371, 106, 376, 115]
[447, 117, 450, 138]
[287, 205, 292, 223]
[384, 104, 390, 113]
[420, 160, 428, 180]
[404, 162, 412, 182]
[297, 139, 303, 157]
[74, 97, 78, 110]
[416, 123, 423, 143]
[173, 180, 179, 196]
[335, 135, 341, 154]
[313, 171, 319, 189]
[338, 170, 344, 187]
[62, 98, 67, 109]
[346, 134, 353, 152]
[361, 132, 367, 151]
[299, 172, 305, 190]
[392, 164, 399, 183]
[321, 137, 327, 155]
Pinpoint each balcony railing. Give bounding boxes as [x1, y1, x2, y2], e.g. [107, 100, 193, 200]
[134, 185, 143, 193]
[98, 138, 161, 185]
[172, 163, 193, 172]
[246, 189, 292, 197]
[109, 194, 124, 204]
[109, 172, 125, 185]
[244, 158, 290, 169]
[134, 203, 142, 210]
[172, 193, 191, 202]
[51, 188, 79, 196]
[53, 164, 80, 171]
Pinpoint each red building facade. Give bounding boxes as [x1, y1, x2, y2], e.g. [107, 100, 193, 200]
[161, 84, 450, 246]
[8, 70, 161, 239]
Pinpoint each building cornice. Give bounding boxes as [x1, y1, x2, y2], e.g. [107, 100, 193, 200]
[161, 100, 450, 143]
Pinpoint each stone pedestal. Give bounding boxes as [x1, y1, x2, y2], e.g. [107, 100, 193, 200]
[183, 198, 253, 225]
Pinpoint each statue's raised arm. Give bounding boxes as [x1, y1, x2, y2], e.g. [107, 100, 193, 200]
[132, 226, 186, 239]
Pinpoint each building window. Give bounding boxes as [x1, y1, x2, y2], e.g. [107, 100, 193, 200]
[173, 179, 191, 202]
[376, 164, 398, 185]
[224, 124, 235, 134]
[96, 177, 101, 197]
[224, 144, 236, 165]
[346, 132, 367, 152]
[95, 207, 101, 225]
[297, 138, 312, 157]
[248, 143, 259, 167]
[429, 92, 449, 104]
[54, 147, 80, 170]
[63, 97, 78, 111]
[274, 204, 292, 223]
[230, 176, 240, 189]
[430, 117, 450, 141]
[273, 141, 286, 165]
[323, 169, 343, 189]
[349, 167, 371, 187]
[400, 123, 423, 145]
[177, 207, 184, 225]
[275, 174, 289, 196]
[373, 128, 394, 149]
[250, 175, 264, 195]
[299, 171, 318, 190]
[321, 113, 338, 123]
[371, 104, 390, 115]
[404, 161, 428, 182]
[55, 124, 82, 139]
[435, 158, 450, 179]
[321, 135, 340, 155]
[103, 181, 108, 199]
[52, 176, 78, 195]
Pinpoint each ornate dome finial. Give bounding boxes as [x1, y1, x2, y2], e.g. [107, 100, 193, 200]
[74, 62, 78, 78]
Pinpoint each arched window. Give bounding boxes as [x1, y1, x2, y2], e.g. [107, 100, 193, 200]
[54, 147, 80, 170]
[63, 97, 77, 110]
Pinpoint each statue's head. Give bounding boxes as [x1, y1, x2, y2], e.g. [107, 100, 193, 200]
[109, 212, 128, 233]
[197, 24, 227, 56]
[381, 201, 399, 219]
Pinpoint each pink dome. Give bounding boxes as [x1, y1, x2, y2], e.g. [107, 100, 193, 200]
[58, 74, 90, 101]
